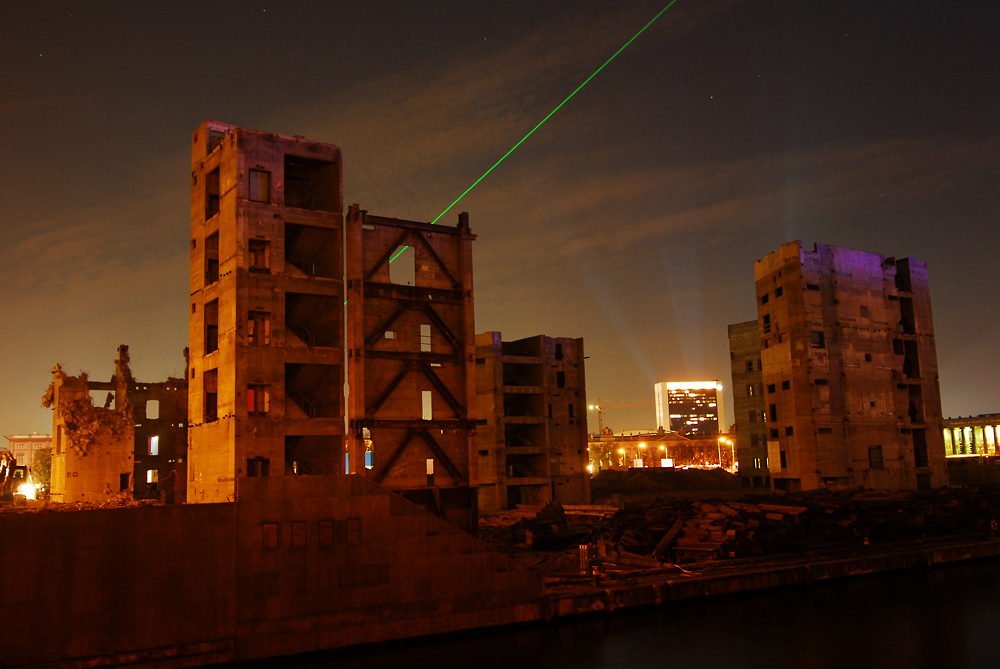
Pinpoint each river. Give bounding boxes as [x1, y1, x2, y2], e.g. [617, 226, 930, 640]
[272, 559, 1000, 669]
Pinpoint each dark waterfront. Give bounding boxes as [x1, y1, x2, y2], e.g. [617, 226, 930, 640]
[276, 560, 1000, 669]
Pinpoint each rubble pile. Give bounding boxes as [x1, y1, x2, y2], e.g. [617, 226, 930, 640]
[483, 486, 1000, 571]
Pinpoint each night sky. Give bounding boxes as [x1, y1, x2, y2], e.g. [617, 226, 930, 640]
[2, 1, 998, 438]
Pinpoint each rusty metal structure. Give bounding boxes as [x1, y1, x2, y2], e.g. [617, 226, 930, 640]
[346, 206, 478, 530]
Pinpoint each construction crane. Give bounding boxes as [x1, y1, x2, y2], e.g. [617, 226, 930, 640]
[587, 398, 655, 435]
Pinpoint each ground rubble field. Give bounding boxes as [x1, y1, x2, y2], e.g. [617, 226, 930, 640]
[0, 493, 157, 513]
[479, 469, 1000, 584]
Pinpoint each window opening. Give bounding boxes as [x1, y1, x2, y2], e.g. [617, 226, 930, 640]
[248, 169, 270, 203]
[420, 323, 432, 352]
[146, 399, 159, 419]
[248, 311, 271, 345]
[248, 239, 270, 273]
[284, 155, 338, 211]
[149, 435, 159, 456]
[204, 369, 219, 422]
[205, 232, 220, 284]
[206, 167, 220, 219]
[810, 331, 825, 348]
[868, 446, 884, 469]
[421, 390, 433, 420]
[557, 371, 566, 388]
[555, 343, 564, 360]
[247, 457, 271, 477]
[388, 245, 415, 285]
[248, 384, 270, 415]
[205, 299, 219, 354]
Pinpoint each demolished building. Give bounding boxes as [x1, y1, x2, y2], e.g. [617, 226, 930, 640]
[474, 333, 590, 511]
[43, 345, 188, 503]
[731, 241, 947, 492]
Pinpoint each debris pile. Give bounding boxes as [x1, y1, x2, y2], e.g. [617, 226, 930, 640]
[483, 486, 1000, 571]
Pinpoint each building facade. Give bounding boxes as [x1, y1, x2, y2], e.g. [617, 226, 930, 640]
[750, 241, 946, 491]
[653, 381, 725, 437]
[943, 414, 1000, 457]
[474, 333, 590, 511]
[188, 121, 347, 503]
[188, 121, 479, 528]
[728, 320, 770, 488]
[2, 433, 51, 468]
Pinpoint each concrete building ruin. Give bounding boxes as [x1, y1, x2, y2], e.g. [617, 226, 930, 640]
[188, 121, 348, 503]
[474, 333, 590, 511]
[345, 206, 478, 529]
[730, 241, 947, 492]
[188, 121, 479, 528]
[43, 345, 188, 503]
[728, 321, 769, 488]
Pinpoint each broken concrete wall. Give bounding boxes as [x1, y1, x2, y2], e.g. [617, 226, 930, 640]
[44, 346, 189, 504]
[44, 364, 134, 503]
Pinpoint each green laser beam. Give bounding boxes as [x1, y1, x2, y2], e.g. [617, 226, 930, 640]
[390, 2, 677, 263]
[387, 1, 677, 268]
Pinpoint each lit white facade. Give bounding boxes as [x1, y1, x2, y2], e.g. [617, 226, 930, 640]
[654, 382, 725, 437]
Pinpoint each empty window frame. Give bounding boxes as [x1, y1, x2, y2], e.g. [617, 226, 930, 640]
[146, 399, 159, 419]
[248, 239, 270, 273]
[148, 435, 159, 456]
[868, 446, 884, 469]
[555, 343, 564, 360]
[248, 384, 270, 415]
[205, 232, 220, 284]
[420, 323, 432, 352]
[557, 371, 566, 388]
[204, 369, 219, 422]
[247, 457, 271, 477]
[810, 331, 825, 348]
[206, 167, 220, 219]
[248, 169, 271, 203]
[205, 299, 219, 354]
[248, 311, 271, 345]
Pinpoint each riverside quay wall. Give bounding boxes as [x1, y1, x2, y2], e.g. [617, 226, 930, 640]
[0, 475, 541, 668]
